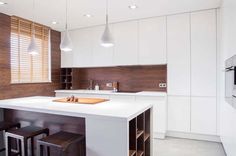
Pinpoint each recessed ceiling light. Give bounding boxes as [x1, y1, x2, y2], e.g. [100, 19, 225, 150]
[128, 5, 138, 10]
[0, 1, 6, 5]
[84, 14, 93, 18]
[52, 21, 58, 25]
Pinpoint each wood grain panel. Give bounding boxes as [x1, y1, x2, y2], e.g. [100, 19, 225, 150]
[74, 65, 167, 92]
[0, 13, 61, 99]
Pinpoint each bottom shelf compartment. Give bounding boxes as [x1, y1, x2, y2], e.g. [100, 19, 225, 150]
[129, 150, 136, 156]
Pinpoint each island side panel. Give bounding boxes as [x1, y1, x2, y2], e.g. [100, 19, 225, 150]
[0, 109, 3, 156]
[4, 109, 86, 156]
[86, 117, 129, 156]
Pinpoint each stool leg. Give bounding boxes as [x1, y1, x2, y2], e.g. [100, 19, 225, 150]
[37, 143, 43, 156]
[19, 140, 22, 156]
[45, 131, 50, 156]
[5, 136, 11, 156]
[46, 146, 50, 156]
[21, 138, 28, 156]
[31, 138, 34, 156]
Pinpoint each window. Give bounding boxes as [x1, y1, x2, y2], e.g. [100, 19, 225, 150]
[10, 16, 51, 83]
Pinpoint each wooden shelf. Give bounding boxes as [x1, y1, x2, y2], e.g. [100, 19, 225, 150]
[129, 109, 150, 156]
[137, 151, 144, 156]
[144, 133, 150, 141]
[129, 150, 136, 156]
[136, 130, 144, 139]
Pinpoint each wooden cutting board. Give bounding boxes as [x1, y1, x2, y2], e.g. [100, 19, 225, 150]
[53, 98, 109, 104]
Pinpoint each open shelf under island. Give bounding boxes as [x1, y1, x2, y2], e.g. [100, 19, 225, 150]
[0, 96, 153, 156]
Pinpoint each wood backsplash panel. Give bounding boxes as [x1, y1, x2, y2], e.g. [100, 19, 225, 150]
[0, 13, 61, 99]
[75, 65, 167, 92]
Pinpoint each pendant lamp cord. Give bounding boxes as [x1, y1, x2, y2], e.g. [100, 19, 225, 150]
[106, 0, 108, 25]
[66, 0, 68, 30]
[32, 0, 35, 37]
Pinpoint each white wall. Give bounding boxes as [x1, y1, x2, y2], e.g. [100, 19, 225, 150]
[219, 0, 236, 155]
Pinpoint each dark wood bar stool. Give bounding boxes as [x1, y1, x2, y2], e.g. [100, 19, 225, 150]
[0, 121, 21, 153]
[5, 126, 49, 156]
[37, 131, 85, 156]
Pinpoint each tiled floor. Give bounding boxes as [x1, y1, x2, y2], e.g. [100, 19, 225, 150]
[154, 137, 226, 156]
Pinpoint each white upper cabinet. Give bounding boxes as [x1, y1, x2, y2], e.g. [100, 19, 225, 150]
[139, 17, 167, 65]
[113, 21, 139, 66]
[92, 25, 114, 67]
[191, 10, 217, 97]
[61, 51, 73, 68]
[71, 28, 93, 68]
[167, 13, 191, 96]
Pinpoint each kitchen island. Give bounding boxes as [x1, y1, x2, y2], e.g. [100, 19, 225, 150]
[0, 96, 153, 156]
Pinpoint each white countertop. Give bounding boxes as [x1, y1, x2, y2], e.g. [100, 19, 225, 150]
[0, 96, 152, 121]
[55, 90, 167, 97]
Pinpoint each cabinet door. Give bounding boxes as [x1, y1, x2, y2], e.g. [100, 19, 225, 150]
[168, 96, 191, 132]
[92, 25, 114, 67]
[191, 97, 217, 135]
[139, 17, 167, 65]
[61, 51, 73, 68]
[113, 21, 138, 66]
[71, 28, 93, 67]
[136, 96, 167, 137]
[191, 10, 217, 97]
[167, 13, 191, 96]
[109, 95, 135, 102]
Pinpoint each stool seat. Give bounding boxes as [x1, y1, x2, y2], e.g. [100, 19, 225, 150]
[6, 126, 49, 156]
[38, 131, 84, 150]
[0, 121, 20, 131]
[7, 126, 49, 139]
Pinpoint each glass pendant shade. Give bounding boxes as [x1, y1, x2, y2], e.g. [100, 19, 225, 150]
[60, 30, 73, 52]
[101, 24, 114, 48]
[28, 35, 38, 55]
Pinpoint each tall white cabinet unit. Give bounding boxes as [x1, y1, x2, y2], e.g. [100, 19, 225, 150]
[190, 10, 217, 135]
[167, 9, 218, 138]
[167, 13, 191, 133]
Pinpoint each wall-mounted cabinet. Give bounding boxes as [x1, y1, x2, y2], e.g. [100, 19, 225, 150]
[139, 17, 167, 65]
[92, 25, 114, 67]
[70, 28, 93, 68]
[113, 21, 139, 66]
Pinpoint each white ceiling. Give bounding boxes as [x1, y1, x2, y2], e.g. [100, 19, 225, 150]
[0, 0, 221, 31]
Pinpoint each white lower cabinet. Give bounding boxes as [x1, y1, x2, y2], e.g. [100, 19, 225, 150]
[109, 95, 135, 102]
[191, 97, 217, 135]
[167, 96, 217, 136]
[136, 96, 167, 139]
[167, 96, 191, 133]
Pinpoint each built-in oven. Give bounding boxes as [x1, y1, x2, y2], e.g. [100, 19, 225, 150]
[225, 55, 236, 106]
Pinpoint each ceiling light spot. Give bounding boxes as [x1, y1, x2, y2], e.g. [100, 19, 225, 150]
[128, 5, 138, 10]
[52, 21, 58, 25]
[84, 14, 93, 18]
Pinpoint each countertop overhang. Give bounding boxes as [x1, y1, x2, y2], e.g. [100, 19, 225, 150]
[0, 96, 153, 121]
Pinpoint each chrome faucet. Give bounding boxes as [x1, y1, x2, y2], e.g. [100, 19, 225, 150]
[88, 80, 93, 90]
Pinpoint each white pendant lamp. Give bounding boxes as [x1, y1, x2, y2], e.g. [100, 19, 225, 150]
[28, 0, 38, 55]
[101, 0, 114, 47]
[60, 0, 73, 52]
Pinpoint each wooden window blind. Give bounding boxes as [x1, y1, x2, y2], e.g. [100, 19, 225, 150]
[10, 16, 51, 83]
